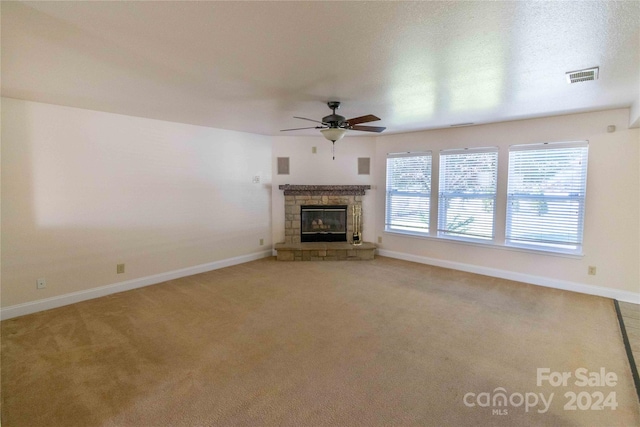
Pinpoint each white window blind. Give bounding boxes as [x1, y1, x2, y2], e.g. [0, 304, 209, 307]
[438, 148, 498, 241]
[385, 152, 432, 234]
[506, 141, 588, 253]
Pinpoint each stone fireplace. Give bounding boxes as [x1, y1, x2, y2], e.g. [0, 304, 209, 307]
[275, 185, 376, 261]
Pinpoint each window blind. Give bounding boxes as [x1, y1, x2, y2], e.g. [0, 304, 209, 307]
[438, 148, 498, 240]
[506, 141, 588, 253]
[385, 153, 432, 234]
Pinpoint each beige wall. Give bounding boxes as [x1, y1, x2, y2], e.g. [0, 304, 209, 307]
[375, 109, 640, 296]
[1, 98, 272, 307]
[2, 100, 638, 310]
[271, 136, 377, 244]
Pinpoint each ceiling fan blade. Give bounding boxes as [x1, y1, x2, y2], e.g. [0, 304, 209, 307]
[280, 126, 321, 132]
[294, 116, 325, 124]
[346, 114, 381, 126]
[350, 125, 386, 133]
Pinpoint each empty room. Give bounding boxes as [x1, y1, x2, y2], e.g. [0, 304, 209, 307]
[2, 1, 639, 426]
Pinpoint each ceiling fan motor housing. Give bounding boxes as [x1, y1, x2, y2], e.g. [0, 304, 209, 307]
[323, 101, 346, 128]
[322, 113, 346, 127]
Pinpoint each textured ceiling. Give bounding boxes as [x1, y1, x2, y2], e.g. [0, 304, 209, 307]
[2, 1, 639, 136]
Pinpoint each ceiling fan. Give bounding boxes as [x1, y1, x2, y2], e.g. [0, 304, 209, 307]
[281, 101, 386, 159]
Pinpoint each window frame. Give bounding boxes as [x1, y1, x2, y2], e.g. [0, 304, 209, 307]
[385, 152, 433, 236]
[382, 141, 589, 259]
[505, 141, 589, 255]
[437, 147, 499, 243]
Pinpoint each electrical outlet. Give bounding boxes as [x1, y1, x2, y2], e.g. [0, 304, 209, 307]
[252, 175, 260, 184]
[36, 278, 46, 289]
[117, 263, 125, 274]
[312, 146, 317, 154]
[377, 236, 382, 244]
[260, 238, 264, 246]
[588, 266, 596, 276]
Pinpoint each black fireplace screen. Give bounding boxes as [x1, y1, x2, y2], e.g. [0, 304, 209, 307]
[300, 205, 347, 242]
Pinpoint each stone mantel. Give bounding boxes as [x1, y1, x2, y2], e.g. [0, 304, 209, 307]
[278, 185, 371, 196]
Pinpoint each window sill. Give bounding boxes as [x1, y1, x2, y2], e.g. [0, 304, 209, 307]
[383, 229, 584, 259]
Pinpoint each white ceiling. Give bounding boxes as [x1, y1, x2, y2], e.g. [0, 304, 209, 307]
[2, 1, 639, 136]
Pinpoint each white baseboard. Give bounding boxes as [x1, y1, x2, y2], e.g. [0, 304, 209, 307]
[377, 249, 640, 305]
[0, 250, 273, 321]
[4, 249, 635, 321]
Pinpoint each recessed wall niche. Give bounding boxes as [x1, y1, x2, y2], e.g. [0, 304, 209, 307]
[358, 157, 370, 175]
[277, 157, 290, 175]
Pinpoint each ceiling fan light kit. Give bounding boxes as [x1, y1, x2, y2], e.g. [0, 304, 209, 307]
[320, 128, 347, 142]
[281, 101, 386, 159]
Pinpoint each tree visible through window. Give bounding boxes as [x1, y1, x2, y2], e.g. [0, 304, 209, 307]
[438, 148, 498, 241]
[384, 141, 589, 256]
[506, 142, 588, 253]
[385, 153, 432, 234]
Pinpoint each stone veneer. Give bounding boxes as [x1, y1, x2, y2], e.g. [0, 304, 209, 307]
[279, 185, 371, 244]
[274, 242, 376, 261]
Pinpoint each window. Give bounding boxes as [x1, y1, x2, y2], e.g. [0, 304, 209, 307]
[506, 141, 588, 254]
[385, 152, 432, 234]
[438, 148, 498, 241]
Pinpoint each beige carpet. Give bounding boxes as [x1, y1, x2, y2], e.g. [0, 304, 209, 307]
[2, 256, 639, 426]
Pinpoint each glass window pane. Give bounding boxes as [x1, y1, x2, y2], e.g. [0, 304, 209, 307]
[438, 149, 498, 240]
[506, 142, 588, 253]
[386, 154, 432, 234]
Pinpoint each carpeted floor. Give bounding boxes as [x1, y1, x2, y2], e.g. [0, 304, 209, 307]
[2, 256, 639, 426]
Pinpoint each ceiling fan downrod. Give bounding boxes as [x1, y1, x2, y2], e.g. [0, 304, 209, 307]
[322, 101, 346, 128]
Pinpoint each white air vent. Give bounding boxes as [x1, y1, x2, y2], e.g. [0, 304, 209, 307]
[566, 67, 599, 84]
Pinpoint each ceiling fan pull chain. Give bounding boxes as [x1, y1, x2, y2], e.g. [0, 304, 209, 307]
[332, 141, 335, 160]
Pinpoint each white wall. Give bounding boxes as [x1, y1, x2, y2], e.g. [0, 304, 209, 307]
[630, 99, 640, 128]
[271, 136, 377, 244]
[3, 100, 637, 312]
[375, 109, 640, 298]
[1, 98, 272, 308]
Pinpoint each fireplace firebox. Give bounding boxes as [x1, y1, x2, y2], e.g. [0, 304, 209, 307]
[300, 205, 347, 242]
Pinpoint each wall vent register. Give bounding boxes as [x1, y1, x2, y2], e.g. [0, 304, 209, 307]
[566, 67, 599, 84]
